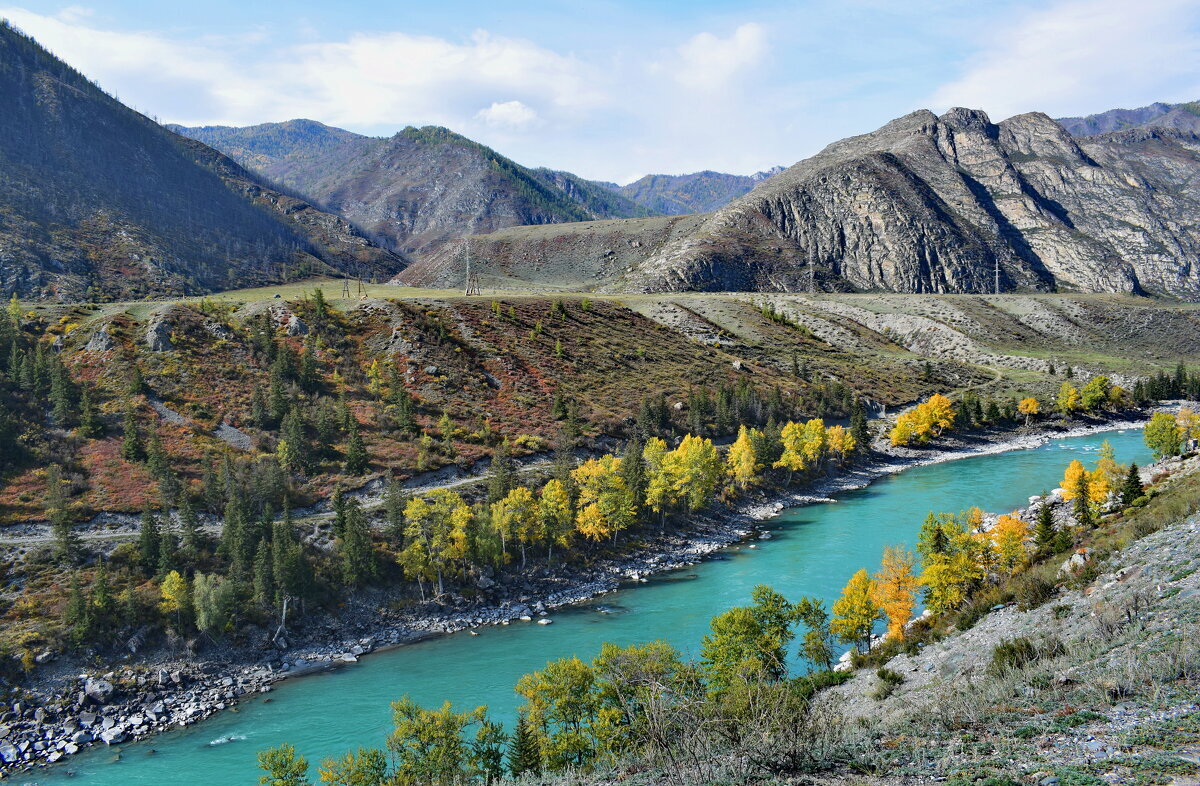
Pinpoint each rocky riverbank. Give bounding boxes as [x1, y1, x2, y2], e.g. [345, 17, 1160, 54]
[0, 412, 1151, 777]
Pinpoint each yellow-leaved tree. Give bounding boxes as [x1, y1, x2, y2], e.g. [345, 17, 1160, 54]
[572, 455, 634, 542]
[159, 570, 189, 625]
[990, 513, 1031, 574]
[1057, 382, 1080, 416]
[872, 546, 917, 641]
[773, 421, 807, 482]
[831, 568, 882, 653]
[727, 425, 761, 490]
[826, 424, 856, 466]
[538, 479, 574, 560]
[1018, 397, 1040, 425]
[492, 486, 539, 567]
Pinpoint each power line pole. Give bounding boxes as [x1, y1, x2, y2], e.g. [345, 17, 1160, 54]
[464, 238, 480, 297]
[994, 258, 1000, 295]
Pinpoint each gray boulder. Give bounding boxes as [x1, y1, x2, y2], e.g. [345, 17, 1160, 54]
[285, 314, 308, 336]
[83, 678, 114, 704]
[145, 316, 174, 352]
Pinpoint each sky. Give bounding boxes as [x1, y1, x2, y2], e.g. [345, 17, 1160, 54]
[3, 1, 1200, 184]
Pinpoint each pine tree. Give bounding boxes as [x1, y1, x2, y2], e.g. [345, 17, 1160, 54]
[139, 509, 162, 575]
[77, 386, 102, 438]
[1034, 499, 1056, 555]
[1121, 462, 1144, 506]
[487, 439, 516, 503]
[46, 464, 79, 562]
[507, 711, 541, 777]
[850, 396, 870, 455]
[343, 418, 367, 475]
[146, 427, 169, 479]
[65, 573, 91, 647]
[121, 405, 144, 462]
[179, 494, 201, 555]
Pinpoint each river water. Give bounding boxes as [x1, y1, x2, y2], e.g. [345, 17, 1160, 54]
[25, 427, 1151, 785]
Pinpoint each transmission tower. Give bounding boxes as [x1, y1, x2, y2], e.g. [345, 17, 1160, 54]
[463, 238, 480, 296]
[994, 258, 1001, 295]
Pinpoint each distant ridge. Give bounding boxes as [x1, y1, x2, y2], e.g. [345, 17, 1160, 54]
[1057, 100, 1200, 136]
[607, 167, 784, 216]
[174, 121, 656, 258]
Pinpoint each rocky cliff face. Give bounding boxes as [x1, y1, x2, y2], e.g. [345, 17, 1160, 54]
[176, 123, 654, 259]
[0, 23, 404, 300]
[611, 108, 1200, 297]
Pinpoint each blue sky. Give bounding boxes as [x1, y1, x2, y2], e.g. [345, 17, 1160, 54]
[4, 1, 1200, 182]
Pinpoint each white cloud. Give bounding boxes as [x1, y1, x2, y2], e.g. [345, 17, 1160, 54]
[0, 8, 603, 129]
[475, 100, 539, 129]
[928, 0, 1200, 119]
[671, 22, 768, 91]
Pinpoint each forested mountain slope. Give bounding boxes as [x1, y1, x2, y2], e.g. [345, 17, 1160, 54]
[174, 122, 655, 258]
[0, 22, 404, 301]
[409, 109, 1200, 298]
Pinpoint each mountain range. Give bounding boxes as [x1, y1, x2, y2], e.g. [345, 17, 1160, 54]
[1056, 100, 1200, 137]
[0, 21, 404, 301]
[4, 16, 1200, 301]
[171, 121, 656, 258]
[401, 109, 1200, 298]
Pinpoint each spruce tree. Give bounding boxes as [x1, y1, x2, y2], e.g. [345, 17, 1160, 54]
[77, 386, 102, 438]
[339, 499, 376, 587]
[507, 711, 541, 777]
[121, 405, 144, 462]
[254, 541, 274, 607]
[146, 428, 169, 480]
[179, 494, 201, 555]
[850, 396, 870, 454]
[343, 418, 367, 475]
[157, 532, 178, 576]
[486, 439, 515, 503]
[1121, 462, 1144, 506]
[50, 362, 75, 427]
[384, 478, 406, 544]
[65, 573, 91, 647]
[1034, 499, 1056, 555]
[1073, 471, 1094, 528]
[46, 464, 79, 562]
[620, 436, 647, 524]
[139, 509, 161, 575]
[281, 406, 308, 475]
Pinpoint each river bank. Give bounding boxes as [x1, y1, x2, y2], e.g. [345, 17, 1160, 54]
[0, 412, 1152, 777]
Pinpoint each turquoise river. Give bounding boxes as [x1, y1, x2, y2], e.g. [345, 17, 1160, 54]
[25, 427, 1152, 785]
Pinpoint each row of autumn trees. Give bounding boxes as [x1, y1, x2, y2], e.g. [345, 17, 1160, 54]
[57, 409, 870, 649]
[827, 439, 1146, 654]
[255, 436, 1160, 785]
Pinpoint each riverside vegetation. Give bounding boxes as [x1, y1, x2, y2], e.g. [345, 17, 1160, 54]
[254, 420, 1200, 785]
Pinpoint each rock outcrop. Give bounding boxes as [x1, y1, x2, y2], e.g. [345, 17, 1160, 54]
[616, 109, 1200, 298]
[409, 108, 1200, 299]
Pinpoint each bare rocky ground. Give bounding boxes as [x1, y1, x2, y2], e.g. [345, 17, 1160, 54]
[0, 413, 1153, 777]
[812, 455, 1200, 785]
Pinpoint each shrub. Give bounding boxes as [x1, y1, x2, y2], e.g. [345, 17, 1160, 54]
[871, 667, 904, 700]
[988, 637, 1039, 676]
[1014, 573, 1057, 611]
